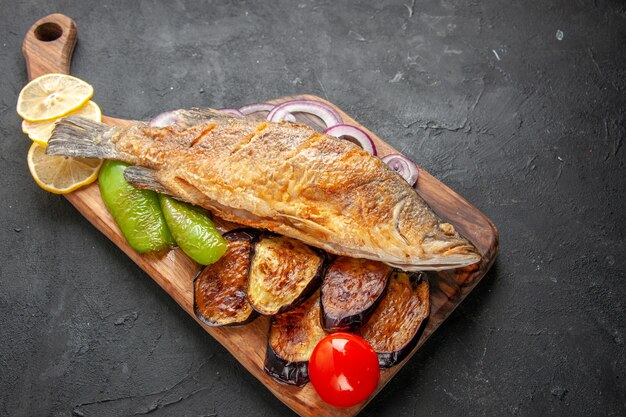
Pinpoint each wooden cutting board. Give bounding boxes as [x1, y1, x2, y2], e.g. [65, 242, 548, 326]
[22, 14, 499, 417]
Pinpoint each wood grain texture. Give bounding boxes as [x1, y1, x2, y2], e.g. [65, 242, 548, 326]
[23, 14, 77, 80]
[23, 14, 498, 417]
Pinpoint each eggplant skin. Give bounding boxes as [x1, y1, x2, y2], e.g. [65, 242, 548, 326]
[193, 229, 259, 327]
[264, 291, 327, 386]
[374, 316, 429, 367]
[358, 271, 430, 368]
[264, 343, 310, 387]
[248, 234, 326, 315]
[321, 257, 392, 332]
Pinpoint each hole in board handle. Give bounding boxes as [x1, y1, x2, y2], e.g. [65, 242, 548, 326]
[34, 22, 63, 42]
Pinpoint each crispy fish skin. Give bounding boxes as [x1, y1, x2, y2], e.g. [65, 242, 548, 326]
[47, 109, 480, 270]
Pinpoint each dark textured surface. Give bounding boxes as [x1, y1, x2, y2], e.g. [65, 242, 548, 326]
[1, 0, 625, 416]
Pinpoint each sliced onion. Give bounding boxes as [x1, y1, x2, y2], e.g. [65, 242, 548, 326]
[218, 108, 245, 116]
[239, 102, 296, 122]
[323, 124, 377, 155]
[239, 103, 274, 114]
[267, 99, 342, 127]
[381, 154, 419, 186]
[149, 111, 179, 127]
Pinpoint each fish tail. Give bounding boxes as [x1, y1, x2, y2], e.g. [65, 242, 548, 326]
[123, 166, 172, 195]
[46, 116, 119, 159]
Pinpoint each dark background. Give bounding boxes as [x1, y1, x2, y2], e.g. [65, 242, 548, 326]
[0, 1, 624, 416]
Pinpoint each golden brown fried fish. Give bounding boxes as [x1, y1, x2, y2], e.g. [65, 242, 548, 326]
[47, 109, 480, 270]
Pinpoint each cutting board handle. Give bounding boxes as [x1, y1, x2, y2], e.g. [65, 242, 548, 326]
[22, 13, 77, 81]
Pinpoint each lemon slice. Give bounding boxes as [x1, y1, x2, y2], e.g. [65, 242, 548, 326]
[27, 142, 102, 194]
[17, 74, 94, 122]
[22, 101, 102, 146]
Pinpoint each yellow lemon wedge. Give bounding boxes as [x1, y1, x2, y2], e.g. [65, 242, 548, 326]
[22, 101, 102, 146]
[17, 74, 94, 122]
[27, 142, 102, 194]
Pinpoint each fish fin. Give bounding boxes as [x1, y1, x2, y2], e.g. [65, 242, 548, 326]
[279, 214, 336, 239]
[123, 166, 172, 195]
[175, 108, 238, 124]
[46, 116, 118, 159]
[387, 251, 481, 271]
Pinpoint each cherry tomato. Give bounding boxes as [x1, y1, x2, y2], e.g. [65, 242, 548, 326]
[309, 332, 380, 407]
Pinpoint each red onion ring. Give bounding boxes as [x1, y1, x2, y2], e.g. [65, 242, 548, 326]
[239, 103, 296, 122]
[217, 108, 245, 116]
[267, 99, 342, 127]
[323, 124, 377, 155]
[239, 103, 275, 114]
[148, 111, 179, 127]
[381, 154, 419, 186]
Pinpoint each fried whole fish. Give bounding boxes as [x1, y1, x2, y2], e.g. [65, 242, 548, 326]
[47, 109, 480, 270]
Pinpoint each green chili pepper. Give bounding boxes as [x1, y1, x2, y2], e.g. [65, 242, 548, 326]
[98, 160, 174, 253]
[159, 195, 228, 265]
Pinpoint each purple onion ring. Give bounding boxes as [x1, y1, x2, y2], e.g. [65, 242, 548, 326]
[267, 99, 342, 128]
[381, 154, 419, 186]
[323, 124, 377, 155]
[148, 111, 179, 127]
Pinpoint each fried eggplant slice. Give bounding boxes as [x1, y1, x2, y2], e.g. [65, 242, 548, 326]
[248, 235, 325, 315]
[264, 290, 327, 386]
[193, 229, 258, 327]
[321, 256, 392, 331]
[358, 271, 430, 368]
